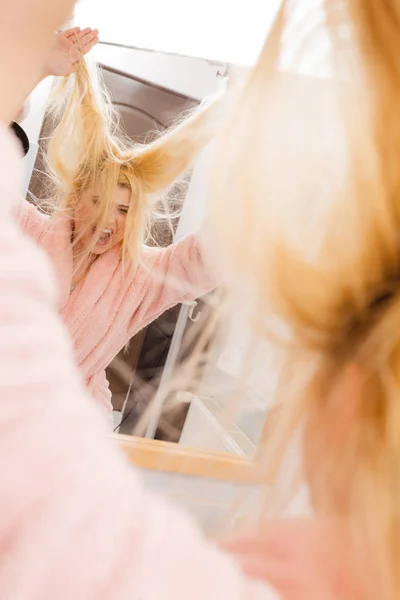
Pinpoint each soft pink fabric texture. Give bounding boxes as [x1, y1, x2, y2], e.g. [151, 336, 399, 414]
[0, 125, 279, 598]
[18, 194, 216, 412]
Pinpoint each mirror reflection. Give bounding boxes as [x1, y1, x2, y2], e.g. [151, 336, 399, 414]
[15, 29, 267, 456]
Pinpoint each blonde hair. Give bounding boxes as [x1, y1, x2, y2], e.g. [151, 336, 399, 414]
[45, 52, 220, 270]
[204, 0, 400, 596]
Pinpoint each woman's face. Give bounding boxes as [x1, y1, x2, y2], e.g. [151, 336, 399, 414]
[74, 185, 131, 255]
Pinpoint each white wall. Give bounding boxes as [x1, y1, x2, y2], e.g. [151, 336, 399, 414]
[175, 147, 213, 240]
[20, 77, 53, 143]
[74, 0, 281, 66]
[19, 77, 53, 194]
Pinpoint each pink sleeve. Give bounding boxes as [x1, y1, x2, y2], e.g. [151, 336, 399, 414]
[0, 125, 279, 600]
[130, 234, 219, 334]
[17, 197, 49, 243]
[86, 369, 114, 415]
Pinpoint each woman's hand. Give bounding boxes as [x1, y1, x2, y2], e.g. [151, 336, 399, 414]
[42, 27, 99, 78]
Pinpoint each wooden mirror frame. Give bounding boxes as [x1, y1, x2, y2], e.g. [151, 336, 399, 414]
[112, 405, 280, 484]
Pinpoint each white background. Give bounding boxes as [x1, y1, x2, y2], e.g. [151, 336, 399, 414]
[74, 0, 283, 65]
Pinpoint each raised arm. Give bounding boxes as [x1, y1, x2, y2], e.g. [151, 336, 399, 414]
[129, 233, 220, 335]
[14, 28, 99, 116]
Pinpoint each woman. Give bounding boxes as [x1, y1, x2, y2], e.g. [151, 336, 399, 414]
[20, 48, 219, 415]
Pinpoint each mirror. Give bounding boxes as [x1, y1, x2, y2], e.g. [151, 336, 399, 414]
[17, 13, 334, 480]
[19, 41, 271, 462]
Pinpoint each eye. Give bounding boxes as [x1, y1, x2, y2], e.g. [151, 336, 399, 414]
[118, 206, 129, 215]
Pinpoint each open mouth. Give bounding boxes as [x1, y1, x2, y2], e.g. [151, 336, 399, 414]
[96, 228, 112, 247]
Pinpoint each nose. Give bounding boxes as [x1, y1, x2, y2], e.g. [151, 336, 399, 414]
[105, 212, 118, 232]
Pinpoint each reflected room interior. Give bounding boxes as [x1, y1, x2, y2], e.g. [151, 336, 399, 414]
[22, 41, 271, 457]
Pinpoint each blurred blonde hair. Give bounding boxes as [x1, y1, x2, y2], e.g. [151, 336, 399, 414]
[205, 0, 400, 596]
[45, 53, 220, 270]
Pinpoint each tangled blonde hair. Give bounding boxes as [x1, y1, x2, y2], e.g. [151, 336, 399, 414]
[45, 53, 220, 270]
[202, 0, 400, 597]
